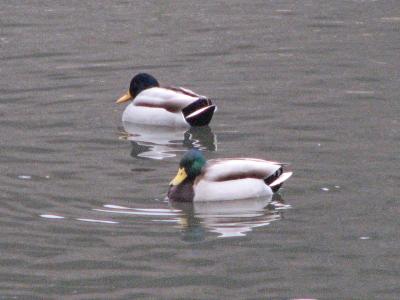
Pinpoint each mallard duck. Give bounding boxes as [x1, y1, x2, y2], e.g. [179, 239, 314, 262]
[168, 149, 293, 202]
[116, 73, 216, 127]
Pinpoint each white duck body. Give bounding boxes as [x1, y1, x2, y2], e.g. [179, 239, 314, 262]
[122, 87, 215, 127]
[122, 104, 186, 127]
[193, 159, 292, 202]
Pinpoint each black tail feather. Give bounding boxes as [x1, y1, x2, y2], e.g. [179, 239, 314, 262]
[264, 167, 283, 186]
[183, 98, 216, 126]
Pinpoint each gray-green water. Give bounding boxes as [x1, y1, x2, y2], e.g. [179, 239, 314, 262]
[1, 1, 399, 299]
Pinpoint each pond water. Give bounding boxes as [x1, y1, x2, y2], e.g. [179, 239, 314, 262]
[1, 1, 399, 299]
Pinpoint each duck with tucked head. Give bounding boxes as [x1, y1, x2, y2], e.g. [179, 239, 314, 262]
[116, 73, 216, 127]
[168, 149, 293, 202]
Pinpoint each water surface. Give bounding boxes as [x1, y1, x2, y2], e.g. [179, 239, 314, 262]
[1, 1, 399, 299]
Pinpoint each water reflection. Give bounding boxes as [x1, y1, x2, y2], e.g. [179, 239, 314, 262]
[92, 195, 289, 241]
[121, 122, 217, 160]
[172, 194, 290, 240]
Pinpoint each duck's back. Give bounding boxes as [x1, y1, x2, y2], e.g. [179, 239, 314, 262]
[202, 158, 282, 182]
[134, 87, 202, 112]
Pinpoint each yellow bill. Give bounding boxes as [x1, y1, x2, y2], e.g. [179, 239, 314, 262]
[116, 91, 132, 104]
[170, 168, 187, 186]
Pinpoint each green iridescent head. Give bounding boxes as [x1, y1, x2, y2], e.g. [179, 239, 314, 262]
[170, 149, 206, 185]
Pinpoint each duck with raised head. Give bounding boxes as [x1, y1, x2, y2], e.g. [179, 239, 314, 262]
[168, 150, 293, 202]
[116, 73, 216, 127]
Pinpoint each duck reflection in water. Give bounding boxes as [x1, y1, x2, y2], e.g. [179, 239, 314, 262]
[170, 194, 289, 241]
[121, 122, 217, 160]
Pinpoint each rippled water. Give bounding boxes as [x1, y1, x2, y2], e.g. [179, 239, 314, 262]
[1, 1, 399, 299]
